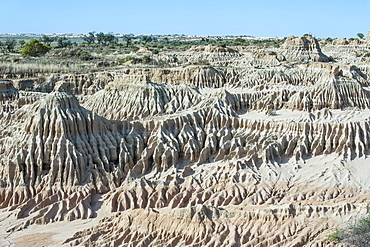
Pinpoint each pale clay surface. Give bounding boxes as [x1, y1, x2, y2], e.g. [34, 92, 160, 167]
[1, 35, 370, 246]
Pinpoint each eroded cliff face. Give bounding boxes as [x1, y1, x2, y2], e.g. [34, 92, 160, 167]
[285, 65, 370, 111]
[281, 35, 329, 62]
[1, 36, 370, 247]
[0, 72, 114, 96]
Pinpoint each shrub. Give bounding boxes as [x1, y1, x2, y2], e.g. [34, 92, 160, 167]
[233, 38, 246, 45]
[21, 39, 51, 57]
[266, 109, 276, 116]
[197, 59, 210, 65]
[118, 57, 148, 64]
[156, 59, 169, 68]
[142, 55, 151, 64]
[327, 229, 342, 242]
[217, 42, 227, 48]
[76, 49, 93, 61]
[328, 207, 370, 246]
[131, 47, 140, 52]
[116, 56, 134, 65]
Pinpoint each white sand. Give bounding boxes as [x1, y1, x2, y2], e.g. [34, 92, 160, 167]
[0, 194, 111, 247]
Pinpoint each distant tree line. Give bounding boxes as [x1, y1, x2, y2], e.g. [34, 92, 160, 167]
[40, 35, 76, 48]
[3, 31, 367, 60]
[82, 32, 156, 47]
[83, 32, 118, 45]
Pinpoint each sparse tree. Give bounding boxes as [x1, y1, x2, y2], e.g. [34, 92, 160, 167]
[96, 32, 105, 45]
[122, 34, 133, 47]
[357, 33, 365, 39]
[95, 32, 117, 46]
[56, 37, 73, 48]
[41, 35, 55, 46]
[103, 33, 117, 45]
[5, 38, 16, 52]
[83, 32, 96, 44]
[141, 35, 152, 45]
[0, 41, 4, 52]
[20, 39, 51, 57]
[18, 40, 26, 47]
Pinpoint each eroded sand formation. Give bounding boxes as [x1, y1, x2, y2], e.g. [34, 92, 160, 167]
[1, 35, 370, 247]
